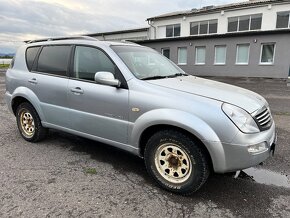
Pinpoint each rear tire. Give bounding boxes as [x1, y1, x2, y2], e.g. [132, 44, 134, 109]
[16, 102, 48, 142]
[144, 129, 210, 195]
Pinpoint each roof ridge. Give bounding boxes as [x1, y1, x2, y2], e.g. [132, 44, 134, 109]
[147, 0, 285, 20]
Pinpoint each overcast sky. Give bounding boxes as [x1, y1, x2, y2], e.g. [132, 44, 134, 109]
[0, 0, 242, 53]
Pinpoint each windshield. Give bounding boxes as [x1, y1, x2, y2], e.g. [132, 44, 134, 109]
[111, 45, 187, 80]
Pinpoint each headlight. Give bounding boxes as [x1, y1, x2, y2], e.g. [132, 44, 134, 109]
[222, 103, 259, 133]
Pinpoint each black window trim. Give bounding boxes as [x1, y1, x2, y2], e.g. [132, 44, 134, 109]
[32, 44, 73, 79]
[69, 44, 128, 89]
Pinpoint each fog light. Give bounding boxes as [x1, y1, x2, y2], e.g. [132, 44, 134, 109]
[248, 142, 268, 154]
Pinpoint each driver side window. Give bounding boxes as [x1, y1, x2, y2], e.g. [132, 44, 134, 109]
[73, 46, 115, 81]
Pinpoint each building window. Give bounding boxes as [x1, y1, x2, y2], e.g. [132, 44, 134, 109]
[178, 47, 187, 65]
[228, 14, 262, 32]
[236, 44, 250, 65]
[260, 43, 275, 64]
[214, 45, 226, 65]
[161, 48, 170, 59]
[276, 11, 290, 28]
[166, 24, 180, 37]
[195, 46, 206, 65]
[190, 19, 218, 35]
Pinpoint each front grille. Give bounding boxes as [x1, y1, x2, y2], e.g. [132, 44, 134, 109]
[254, 107, 272, 131]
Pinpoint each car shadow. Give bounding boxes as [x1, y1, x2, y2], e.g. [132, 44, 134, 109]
[46, 130, 289, 217]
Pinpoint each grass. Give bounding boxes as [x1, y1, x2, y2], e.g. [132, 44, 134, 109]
[84, 167, 97, 175]
[0, 64, 10, 69]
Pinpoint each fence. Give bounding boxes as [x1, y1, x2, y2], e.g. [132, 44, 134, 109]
[0, 59, 12, 65]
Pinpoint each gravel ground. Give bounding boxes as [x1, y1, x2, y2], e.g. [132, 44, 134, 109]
[0, 70, 289, 217]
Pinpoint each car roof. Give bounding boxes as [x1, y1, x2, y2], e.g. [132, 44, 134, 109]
[25, 36, 142, 48]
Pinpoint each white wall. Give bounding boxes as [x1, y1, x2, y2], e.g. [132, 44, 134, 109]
[93, 30, 149, 41]
[150, 2, 290, 39]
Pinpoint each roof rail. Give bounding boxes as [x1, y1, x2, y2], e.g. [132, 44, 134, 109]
[26, 36, 99, 44]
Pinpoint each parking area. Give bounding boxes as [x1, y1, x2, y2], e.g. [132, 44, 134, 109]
[0, 70, 289, 217]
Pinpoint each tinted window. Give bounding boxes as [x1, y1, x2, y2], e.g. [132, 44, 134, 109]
[190, 22, 199, 35]
[37, 46, 71, 76]
[161, 48, 170, 59]
[276, 11, 290, 28]
[166, 24, 180, 37]
[250, 14, 262, 30]
[190, 20, 217, 35]
[174, 24, 181, 37]
[166, 25, 173, 37]
[239, 16, 250, 31]
[26, 46, 40, 71]
[199, 21, 208, 34]
[228, 17, 238, 32]
[73, 46, 115, 81]
[209, 20, 218, 33]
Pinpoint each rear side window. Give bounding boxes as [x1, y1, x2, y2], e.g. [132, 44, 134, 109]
[37, 45, 71, 76]
[26, 46, 40, 71]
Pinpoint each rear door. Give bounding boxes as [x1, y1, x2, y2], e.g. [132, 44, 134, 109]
[67, 45, 129, 144]
[28, 45, 72, 127]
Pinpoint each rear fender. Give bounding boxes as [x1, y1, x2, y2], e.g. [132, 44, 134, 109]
[11, 87, 46, 122]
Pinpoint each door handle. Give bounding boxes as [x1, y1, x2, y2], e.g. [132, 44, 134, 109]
[28, 78, 37, 84]
[70, 87, 84, 94]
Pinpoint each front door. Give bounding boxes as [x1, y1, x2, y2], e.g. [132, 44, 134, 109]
[67, 45, 129, 144]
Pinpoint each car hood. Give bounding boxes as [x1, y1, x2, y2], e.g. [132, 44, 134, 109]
[146, 76, 267, 113]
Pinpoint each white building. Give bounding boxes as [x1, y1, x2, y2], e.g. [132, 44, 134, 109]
[88, 0, 290, 78]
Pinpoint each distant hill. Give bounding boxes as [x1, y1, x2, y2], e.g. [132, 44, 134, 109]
[0, 53, 15, 58]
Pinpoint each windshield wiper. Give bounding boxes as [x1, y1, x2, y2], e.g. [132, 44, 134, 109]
[141, 75, 169, 80]
[141, 73, 188, 80]
[167, 73, 188, 78]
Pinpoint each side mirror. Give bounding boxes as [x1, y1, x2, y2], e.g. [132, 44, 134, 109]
[94, 72, 121, 87]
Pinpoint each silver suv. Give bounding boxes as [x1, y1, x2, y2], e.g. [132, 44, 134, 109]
[5, 36, 276, 195]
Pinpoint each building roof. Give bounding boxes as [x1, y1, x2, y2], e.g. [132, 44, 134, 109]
[86, 27, 149, 37]
[147, 0, 288, 21]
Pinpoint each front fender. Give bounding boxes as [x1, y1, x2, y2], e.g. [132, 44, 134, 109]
[11, 87, 46, 122]
[129, 108, 227, 172]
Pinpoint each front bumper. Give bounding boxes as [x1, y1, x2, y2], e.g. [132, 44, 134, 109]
[215, 121, 276, 173]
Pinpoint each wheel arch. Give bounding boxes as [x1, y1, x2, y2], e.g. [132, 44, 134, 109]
[11, 87, 46, 122]
[130, 109, 226, 172]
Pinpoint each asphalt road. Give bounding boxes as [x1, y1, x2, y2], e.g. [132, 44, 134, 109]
[0, 70, 289, 217]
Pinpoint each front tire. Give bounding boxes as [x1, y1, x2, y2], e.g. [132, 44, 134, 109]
[16, 102, 48, 142]
[144, 129, 210, 195]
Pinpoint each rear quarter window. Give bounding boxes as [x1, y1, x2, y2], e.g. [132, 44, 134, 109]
[36, 45, 71, 77]
[26, 46, 40, 71]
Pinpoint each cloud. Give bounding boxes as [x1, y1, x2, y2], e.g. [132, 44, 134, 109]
[0, 0, 241, 53]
